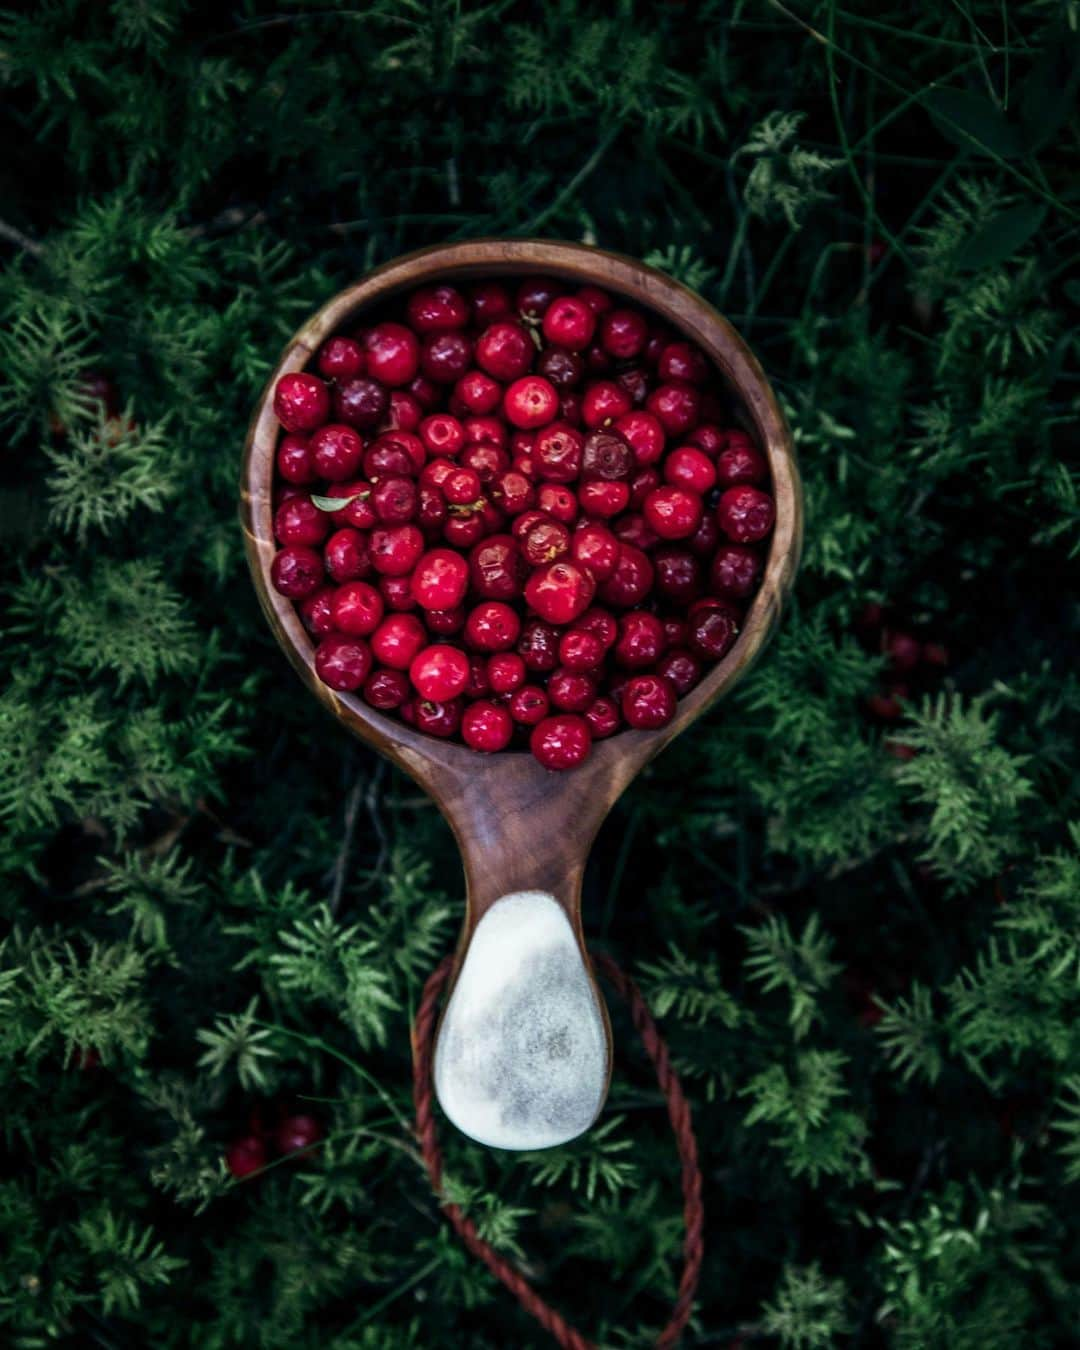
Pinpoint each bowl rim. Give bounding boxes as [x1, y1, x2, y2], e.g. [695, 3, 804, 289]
[240, 237, 803, 779]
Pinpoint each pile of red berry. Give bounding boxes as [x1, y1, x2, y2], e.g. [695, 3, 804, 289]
[268, 276, 775, 770]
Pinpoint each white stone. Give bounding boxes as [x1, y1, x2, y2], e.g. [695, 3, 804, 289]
[433, 890, 609, 1151]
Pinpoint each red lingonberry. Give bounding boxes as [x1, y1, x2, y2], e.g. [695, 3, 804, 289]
[364, 322, 420, 387]
[363, 668, 410, 710]
[443, 466, 482, 506]
[274, 372, 330, 432]
[407, 284, 470, 333]
[643, 486, 703, 540]
[476, 321, 533, 382]
[419, 412, 465, 458]
[614, 611, 666, 669]
[559, 629, 605, 672]
[522, 517, 571, 566]
[464, 600, 521, 651]
[548, 667, 597, 712]
[537, 347, 585, 390]
[317, 336, 365, 381]
[710, 544, 763, 600]
[488, 651, 526, 694]
[462, 700, 514, 752]
[517, 618, 561, 672]
[536, 482, 578, 523]
[646, 381, 701, 437]
[372, 475, 418, 524]
[542, 296, 597, 351]
[656, 648, 702, 697]
[716, 485, 775, 543]
[315, 633, 372, 691]
[614, 410, 666, 466]
[599, 308, 648, 360]
[504, 375, 559, 429]
[516, 276, 563, 320]
[469, 534, 525, 599]
[426, 605, 465, 635]
[530, 714, 592, 770]
[371, 613, 426, 668]
[658, 341, 708, 384]
[275, 496, 329, 548]
[333, 376, 389, 429]
[622, 674, 677, 729]
[310, 424, 365, 481]
[299, 586, 336, 637]
[272, 545, 324, 598]
[716, 441, 768, 487]
[331, 581, 384, 635]
[570, 522, 620, 580]
[524, 560, 596, 625]
[421, 331, 473, 384]
[409, 644, 470, 701]
[277, 434, 316, 484]
[470, 281, 513, 323]
[411, 548, 470, 610]
[585, 696, 620, 738]
[653, 546, 702, 604]
[226, 1135, 268, 1180]
[576, 285, 613, 314]
[510, 684, 550, 725]
[582, 380, 633, 429]
[276, 1114, 323, 1159]
[664, 445, 716, 493]
[688, 605, 740, 661]
[324, 527, 371, 583]
[369, 524, 424, 576]
[597, 544, 654, 608]
[413, 697, 463, 738]
[534, 422, 585, 483]
[579, 479, 630, 518]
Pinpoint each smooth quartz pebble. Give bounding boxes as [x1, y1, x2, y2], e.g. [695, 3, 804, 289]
[433, 890, 609, 1150]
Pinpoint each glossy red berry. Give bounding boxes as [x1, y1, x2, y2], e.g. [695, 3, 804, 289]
[576, 285, 613, 314]
[516, 276, 563, 320]
[413, 697, 463, 738]
[276, 434, 316, 484]
[525, 560, 596, 625]
[274, 372, 330, 432]
[276, 1113, 323, 1158]
[411, 548, 470, 610]
[426, 606, 465, 635]
[364, 322, 420, 387]
[688, 605, 740, 661]
[710, 544, 763, 599]
[656, 648, 702, 697]
[615, 611, 666, 668]
[597, 543, 653, 607]
[579, 478, 630, 518]
[537, 347, 585, 390]
[600, 308, 648, 360]
[476, 321, 533, 382]
[614, 410, 665, 466]
[559, 629, 605, 672]
[333, 376, 389, 429]
[582, 380, 633, 429]
[658, 341, 708, 384]
[504, 376, 559, 429]
[443, 466, 482, 506]
[573, 606, 619, 650]
[885, 630, 923, 673]
[533, 422, 585, 483]
[585, 696, 620, 738]
[331, 581, 384, 635]
[548, 667, 597, 712]
[621, 674, 677, 729]
[324, 527, 371, 583]
[317, 336, 365, 381]
[716, 442, 768, 487]
[419, 412, 465, 458]
[664, 446, 716, 493]
[378, 574, 418, 612]
[542, 296, 597, 351]
[410, 644, 470, 701]
[421, 331, 473, 384]
[570, 522, 620, 580]
[470, 281, 512, 323]
[271, 545, 324, 598]
[510, 684, 550, 725]
[363, 668, 410, 710]
[226, 1135, 268, 1180]
[488, 651, 526, 694]
[653, 546, 702, 603]
[643, 486, 703, 540]
[372, 476, 418, 524]
[646, 381, 701, 436]
[530, 714, 592, 770]
[462, 700, 514, 752]
[407, 284, 470, 332]
[371, 613, 427, 669]
[464, 600, 521, 651]
[275, 496, 329, 547]
[370, 524, 424, 576]
[522, 517, 571, 566]
[469, 534, 525, 599]
[536, 483, 578, 523]
[299, 586, 336, 637]
[517, 619, 561, 672]
[716, 486, 775, 543]
[315, 633, 372, 691]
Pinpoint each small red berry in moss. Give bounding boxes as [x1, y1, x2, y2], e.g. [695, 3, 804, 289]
[866, 684, 908, 721]
[226, 1135, 268, 1180]
[885, 630, 922, 673]
[315, 633, 372, 691]
[371, 613, 426, 669]
[276, 1113, 323, 1159]
[333, 376, 389, 429]
[408, 548, 467, 610]
[274, 372, 330, 432]
[622, 673, 677, 729]
[363, 668, 410, 710]
[688, 605, 739, 661]
[542, 296, 597, 351]
[615, 611, 666, 669]
[530, 713, 591, 770]
[658, 341, 708, 384]
[476, 320, 533, 382]
[717, 485, 775, 543]
[317, 336, 365, 381]
[462, 700, 514, 752]
[409, 644, 470, 701]
[525, 560, 596, 625]
[271, 545, 324, 598]
[504, 375, 559, 429]
[517, 618, 561, 672]
[414, 697, 463, 738]
[364, 322, 420, 387]
[369, 524, 424, 576]
[597, 544, 653, 608]
[407, 284, 470, 333]
[469, 534, 525, 600]
[600, 308, 648, 360]
[488, 651, 527, 694]
[277, 433, 316, 484]
[582, 380, 633, 429]
[643, 485, 703, 540]
[884, 739, 918, 761]
[324, 527, 371, 583]
[656, 648, 702, 697]
[710, 543, 763, 600]
[664, 445, 716, 493]
[331, 581, 384, 635]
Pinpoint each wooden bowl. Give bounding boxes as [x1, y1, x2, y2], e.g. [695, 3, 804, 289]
[241, 239, 802, 1150]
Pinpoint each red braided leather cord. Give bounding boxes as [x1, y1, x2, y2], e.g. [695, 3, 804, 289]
[411, 950, 704, 1349]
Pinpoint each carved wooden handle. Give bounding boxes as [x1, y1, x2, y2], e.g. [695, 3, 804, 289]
[433, 889, 611, 1151]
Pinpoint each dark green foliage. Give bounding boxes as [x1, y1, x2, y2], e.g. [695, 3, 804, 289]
[1, 1, 1078, 1346]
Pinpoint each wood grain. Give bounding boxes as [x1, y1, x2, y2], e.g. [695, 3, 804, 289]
[240, 238, 802, 1024]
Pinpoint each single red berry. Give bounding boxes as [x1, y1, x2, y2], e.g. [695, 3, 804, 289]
[622, 674, 677, 729]
[488, 651, 527, 694]
[922, 641, 949, 668]
[275, 496, 329, 548]
[460, 441, 509, 483]
[226, 1135, 268, 1180]
[710, 544, 763, 600]
[462, 700, 514, 752]
[271, 545, 324, 598]
[646, 381, 701, 436]
[408, 374, 441, 411]
[525, 560, 596, 625]
[463, 414, 508, 450]
[419, 412, 465, 458]
[517, 618, 561, 672]
[658, 341, 708, 384]
[443, 509, 487, 548]
[323, 480, 376, 529]
[522, 518, 571, 566]
[537, 347, 585, 390]
[372, 476, 418, 524]
[443, 466, 483, 506]
[581, 429, 633, 481]
[299, 586, 337, 637]
[324, 527, 371, 583]
[407, 284, 470, 333]
[274, 372, 331, 432]
[491, 469, 535, 516]
[516, 276, 564, 320]
[665, 446, 716, 493]
[476, 321, 533, 382]
[688, 423, 726, 456]
[510, 684, 551, 725]
[643, 486, 703, 540]
[559, 629, 605, 672]
[653, 546, 703, 604]
[366, 429, 425, 475]
[411, 548, 470, 610]
[530, 714, 592, 770]
[363, 668, 410, 710]
[573, 606, 619, 650]
[536, 483, 578, 523]
[414, 697, 463, 738]
[688, 605, 740, 661]
[570, 522, 620, 580]
[369, 524, 424, 576]
[317, 336, 365, 381]
[542, 296, 597, 351]
[421, 331, 474, 385]
[309, 424, 365, 481]
[576, 285, 613, 314]
[364, 322, 420, 387]
[656, 648, 702, 697]
[885, 630, 923, 673]
[380, 389, 424, 434]
[548, 667, 597, 712]
[503, 375, 559, 430]
[470, 281, 513, 323]
[333, 376, 389, 429]
[599, 308, 648, 360]
[331, 581, 384, 635]
[469, 534, 525, 599]
[582, 380, 633, 429]
[450, 371, 498, 419]
[276, 1113, 323, 1159]
[716, 442, 768, 487]
[579, 479, 630, 518]
[615, 611, 666, 669]
[371, 613, 427, 669]
[410, 644, 470, 701]
[378, 574, 418, 612]
[716, 486, 775, 543]
[614, 410, 666, 467]
[464, 600, 521, 651]
[585, 696, 620, 738]
[533, 422, 585, 483]
[315, 633, 372, 691]
[277, 433, 316, 485]
[597, 544, 654, 607]
[866, 684, 908, 721]
[884, 739, 918, 761]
